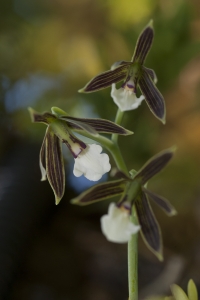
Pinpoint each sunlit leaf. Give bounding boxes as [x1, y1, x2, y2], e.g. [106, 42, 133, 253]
[134, 148, 175, 185]
[142, 187, 177, 216]
[45, 129, 65, 205]
[71, 179, 126, 206]
[188, 280, 198, 300]
[135, 191, 163, 260]
[78, 63, 132, 93]
[139, 67, 165, 123]
[171, 284, 188, 300]
[132, 20, 154, 65]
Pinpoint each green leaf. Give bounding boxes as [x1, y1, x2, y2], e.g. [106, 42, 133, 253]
[139, 67, 166, 123]
[71, 179, 126, 206]
[78, 62, 132, 93]
[135, 191, 163, 260]
[142, 187, 177, 216]
[132, 20, 154, 65]
[171, 284, 188, 300]
[134, 147, 175, 185]
[45, 129, 65, 205]
[62, 116, 133, 136]
[188, 280, 198, 300]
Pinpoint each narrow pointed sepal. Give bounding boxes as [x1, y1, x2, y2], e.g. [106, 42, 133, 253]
[39, 127, 48, 181]
[134, 147, 175, 185]
[78, 63, 132, 93]
[132, 20, 154, 65]
[135, 191, 163, 260]
[139, 67, 166, 123]
[143, 67, 157, 84]
[45, 129, 65, 205]
[62, 116, 133, 136]
[142, 187, 177, 216]
[71, 179, 127, 206]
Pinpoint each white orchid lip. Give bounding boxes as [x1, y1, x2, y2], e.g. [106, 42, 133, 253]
[101, 203, 140, 243]
[111, 83, 144, 112]
[73, 144, 111, 181]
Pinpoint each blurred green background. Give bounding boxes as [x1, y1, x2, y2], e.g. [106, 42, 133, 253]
[0, 0, 200, 299]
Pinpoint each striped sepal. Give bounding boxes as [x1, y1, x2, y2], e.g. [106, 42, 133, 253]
[134, 148, 175, 185]
[139, 67, 166, 123]
[62, 116, 133, 136]
[132, 21, 154, 65]
[79, 62, 132, 93]
[135, 191, 163, 260]
[71, 179, 126, 206]
[45, 129, 65, 205]
[142, 187, 177, 216]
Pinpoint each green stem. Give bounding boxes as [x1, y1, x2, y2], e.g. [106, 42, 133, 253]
[75, 112, 138, 300]
[128, 206, 138, 300]
[112, 108, 124, 144]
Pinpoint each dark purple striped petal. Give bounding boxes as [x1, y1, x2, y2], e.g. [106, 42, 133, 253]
[71, 180, 126, 206]
[139, 67, 166, 123]
[45, 129, 65, 205]
[78, 62, 132, 93]
[134, 148, 175, 185]
[39, 127, 48, 181]
[61, 116, 133, 136]
[132, 21, 154, 65]
[135, 191, 163, 260]
[143, 67, 157, 83]
[142, 187, 177, 216]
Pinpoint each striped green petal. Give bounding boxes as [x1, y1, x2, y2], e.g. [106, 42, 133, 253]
[135, 190, 163, 260]
[78, 62, 132, 93]
[134, 147, 175, 185]
[45, 128, 65, 205]
[132, 20, 154, 65]
[71, 179, 126, 206]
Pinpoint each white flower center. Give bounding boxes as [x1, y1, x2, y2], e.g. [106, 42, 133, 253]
[101, 203, 140, 243]
[73, 144, 111, 181]
[111, 82, 144, 112]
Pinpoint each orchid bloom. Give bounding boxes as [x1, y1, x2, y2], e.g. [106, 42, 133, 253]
[79, 20, 165, 123]
[111, 80, 145, 112]
[71, 148, 176, 259]
[29, 106, 133, 204]
[101, 202, 140, 243]
[73, 144, 111, 181]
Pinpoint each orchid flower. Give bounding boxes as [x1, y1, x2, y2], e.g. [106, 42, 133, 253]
[71, 148, 176, 260]
[29, 106, 133, 204]
[79, 20, 165, 123]
[101, 202, 140, 243]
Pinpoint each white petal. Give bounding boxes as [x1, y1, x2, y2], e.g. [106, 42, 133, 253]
[111, 84, 144, 112]
[73, 144, 111, 181]
[100, 203, 140, 243]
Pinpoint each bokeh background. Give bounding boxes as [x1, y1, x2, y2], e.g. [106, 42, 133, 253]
[0, 0, 200, 299]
